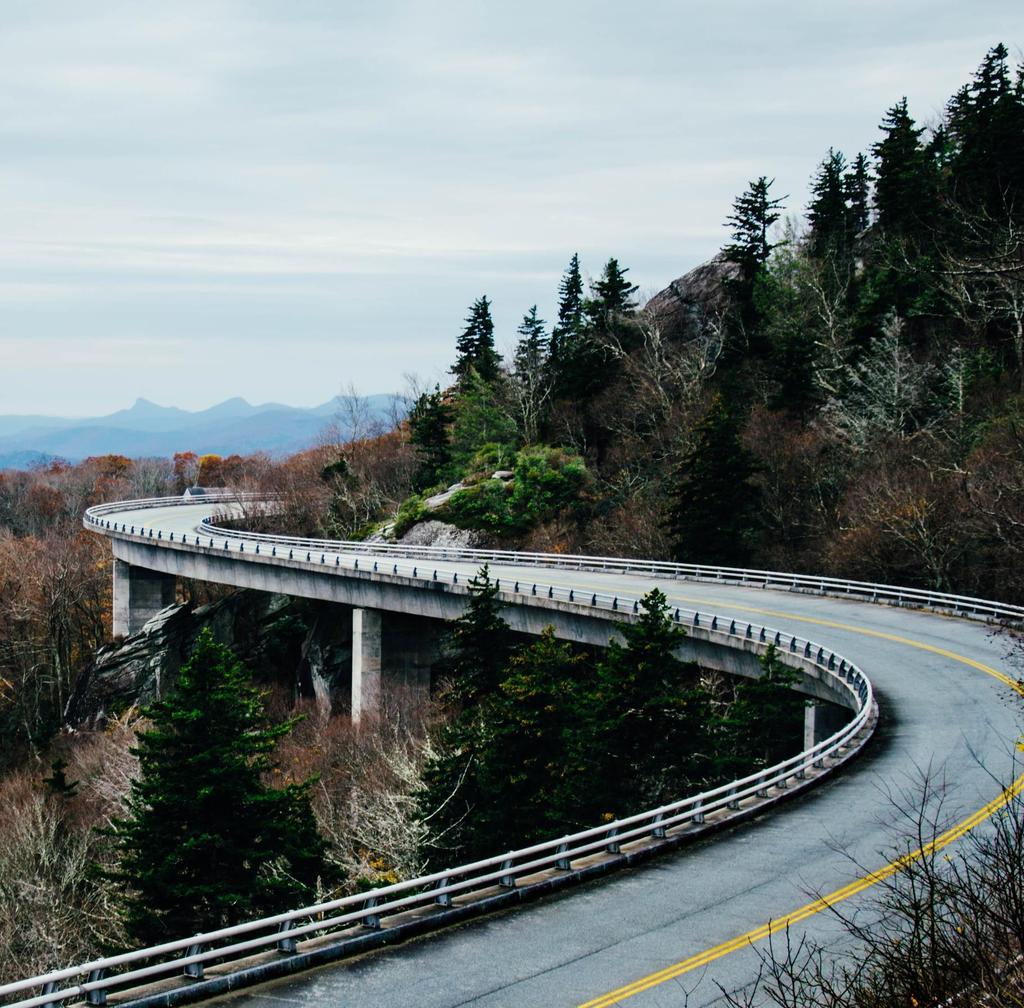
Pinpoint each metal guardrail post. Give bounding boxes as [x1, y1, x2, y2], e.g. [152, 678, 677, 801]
[362, 896, 382, 930]
[434, 877, 452, 907]
[182, 944, 204, 978]
[85, 969, 107, 1006]
[276, 921, 298, 954]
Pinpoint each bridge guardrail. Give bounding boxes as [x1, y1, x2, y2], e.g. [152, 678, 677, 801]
[85, 494, 1024, 624]
[0, 496, 884, 1007]
[1, 576, 871, 1008]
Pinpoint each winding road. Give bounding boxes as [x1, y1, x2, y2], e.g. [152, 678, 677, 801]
[74, 500, 1024, 1007]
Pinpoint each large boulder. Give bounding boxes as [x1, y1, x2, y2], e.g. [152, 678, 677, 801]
[65, 590, 355, 728]
[644, 253, 740, 341]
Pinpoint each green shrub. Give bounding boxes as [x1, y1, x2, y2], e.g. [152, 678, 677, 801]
[441, 446, 590, 535]
[390, 494, 427, 539]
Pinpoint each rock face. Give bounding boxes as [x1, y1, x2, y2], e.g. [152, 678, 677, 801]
[644, 253, 740, 341]
[398, 519, 483, 549]
[65, 591, 355, 728]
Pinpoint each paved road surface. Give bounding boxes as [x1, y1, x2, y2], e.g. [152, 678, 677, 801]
[95, 502, 1024, 1008]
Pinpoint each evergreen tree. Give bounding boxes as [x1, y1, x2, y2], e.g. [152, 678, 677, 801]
[104, 629, 333, 946]
[946, 44, 1024, 219]
[665, 393, 762, 566]
[808, 149, 850, 260]
[510, 306, 552, 443]
[725, 176, 786, 277]
[439, 565, 517, 705]
[551, 253, 585, 351]
[872, 98, 936, 240]
[712, 645, 802, 780]
[844, 153, 872, 236]
[588, 590, 710, 816]
[723, 177, 786, 354]
[419, 628, 588, 865]
[452, 296, 501, 383]
[408, 384, 453, 490]
[587, 257, 639, 322]
[513, 305, 549, 373]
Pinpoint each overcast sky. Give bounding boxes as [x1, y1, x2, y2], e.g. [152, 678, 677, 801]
[2, 2, 1022, 416]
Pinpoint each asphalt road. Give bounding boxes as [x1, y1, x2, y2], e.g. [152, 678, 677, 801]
[91, 502, 1024, 1008]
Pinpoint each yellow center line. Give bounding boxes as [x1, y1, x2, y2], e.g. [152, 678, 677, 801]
[576, 604, 1024, 1008]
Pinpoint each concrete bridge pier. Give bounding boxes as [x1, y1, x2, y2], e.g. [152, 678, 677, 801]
[351, 608, 382, 723]
[350, 608, 439, 724]
[804, 699, 850, 750]
[112, 559, 177, 637]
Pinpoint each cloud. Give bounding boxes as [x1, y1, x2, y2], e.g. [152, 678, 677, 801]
[0, 1, 1021, 414]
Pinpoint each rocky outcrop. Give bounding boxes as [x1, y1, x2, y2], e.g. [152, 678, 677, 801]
[65, 591, 355, 728]
[644, 253, 740, 342]
[398, 519, 483, 549]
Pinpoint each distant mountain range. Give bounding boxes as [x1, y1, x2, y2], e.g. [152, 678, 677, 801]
[0, 395, 403, 469]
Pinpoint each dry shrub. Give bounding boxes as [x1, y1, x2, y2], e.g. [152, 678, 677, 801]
[725, 769, 1024, 1008]
[0, 712, 142, 982]
[277, 698, 441, 889]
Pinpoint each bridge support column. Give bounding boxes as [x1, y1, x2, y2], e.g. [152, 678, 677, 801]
[112, 560, 177, 637]
[803, 702, 818, 753]
[804, 699, 851, 750]
[351, 608, 382, 724]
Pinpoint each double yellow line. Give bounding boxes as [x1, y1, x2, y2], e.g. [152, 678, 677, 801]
[578, 604, 1024, 1008]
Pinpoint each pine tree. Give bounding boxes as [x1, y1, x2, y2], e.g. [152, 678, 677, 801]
[712, 645, 802, 780]
[808, 149, 849, 261]
[438, 565, 517, 705]
[587, 257, 639, 322]
[104, 629, 333, 946]
[725, 177, 786, 276]
[872, 98, 936, 240]
[513, 305, 549, 373]
[408, 384, 453, 490]
[665, 393, 762, 566]
[510, 306, 552, 443]
[723, 177, 786, 354]
[452, 296, 501, 383]
[844, 153, 872, 236]
[946, 44, 1024, 219]
[420, 628, 589, 865]
[551, 253, 585, 351]
[588, 590, 710, 816]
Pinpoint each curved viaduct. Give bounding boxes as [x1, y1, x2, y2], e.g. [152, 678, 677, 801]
[12, 496, 1024, 1008]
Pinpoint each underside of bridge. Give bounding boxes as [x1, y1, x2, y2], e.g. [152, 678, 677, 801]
[110, 547, 851, 738]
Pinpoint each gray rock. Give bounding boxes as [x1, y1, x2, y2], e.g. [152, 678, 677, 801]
[398, 519, 483, 549]
[65, 590, 355, 728]
[644, 253, 739, 341]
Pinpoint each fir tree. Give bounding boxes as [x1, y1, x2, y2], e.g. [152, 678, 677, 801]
[872, 98, 936, 240]
[420, 628, 588, 865]
[587, 257, 639, 322]
[514, 305, 549, 373]
[588, 589, 710, 815]
[712, 645, 802, 780]
[723, 177, 786, 354]
[408, 384, 453, 490]
[510, 306, 552, 443]
[946, 44, 1024, 218]
[665, 393, 762, 566]
[844, 153, 872, 236]
[103, 629, 333, 947]
[439, 565, 517, 705]
[551, 252, 585, 354]
[725, 177, 786, 277]
[452, 296, 501, 383]
[807, 149, 849, 260]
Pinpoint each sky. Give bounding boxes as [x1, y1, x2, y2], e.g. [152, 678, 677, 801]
[2, 1, 1022, 416]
